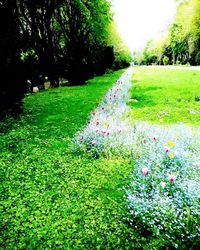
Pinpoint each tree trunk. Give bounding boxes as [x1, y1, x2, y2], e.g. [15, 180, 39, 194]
[50, 76, 59, 88]
[173, 51, 176, 65]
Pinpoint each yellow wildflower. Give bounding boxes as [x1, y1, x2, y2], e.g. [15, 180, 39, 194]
[104, 123, 109, 129]
[168, 140, 175, 148]
[169, 152, 175, 159]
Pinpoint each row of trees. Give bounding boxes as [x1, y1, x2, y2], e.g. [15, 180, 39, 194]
[0, 0, 132, 116]
[134, 0, 200, 66]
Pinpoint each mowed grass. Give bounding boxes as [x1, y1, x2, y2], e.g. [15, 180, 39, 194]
[128, 67, 200, 125]
[0, 70, 142, 249]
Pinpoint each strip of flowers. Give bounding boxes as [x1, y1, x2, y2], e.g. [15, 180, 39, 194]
[72, 67, 134, 158]
[72, 68, 200, 246]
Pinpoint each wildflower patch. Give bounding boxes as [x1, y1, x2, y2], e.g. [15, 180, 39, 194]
[72, 68, 200, 248]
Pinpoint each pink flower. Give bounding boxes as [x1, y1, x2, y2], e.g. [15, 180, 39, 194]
[168, 174, 176, 183]
[106, 130, 111, 136]
[96, 121, 99, 126]
[142, 167, 149, 176]
[193, 162, 200, 167]
[91, 140, 96, 145]
[143, 139, 147, 144]
[101, 107, 104, 111]
[101, 129, 106, 134]
[164, 147, 170, 153]
[96, 128, 100, 133]
[153, 136, 159, 141]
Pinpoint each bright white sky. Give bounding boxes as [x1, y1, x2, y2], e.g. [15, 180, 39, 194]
[112, 0, 176, 52]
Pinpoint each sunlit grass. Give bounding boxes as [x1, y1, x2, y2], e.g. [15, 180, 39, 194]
[128, 67, 200, 125]
[1, 67, 199, 249]
[0, 69, 138, 249]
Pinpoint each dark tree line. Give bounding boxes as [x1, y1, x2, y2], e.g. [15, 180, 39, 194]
[0, 0, 26, 115]
[0, 0, 132, 116]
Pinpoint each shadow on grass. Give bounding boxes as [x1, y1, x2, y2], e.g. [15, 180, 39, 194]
[130, 79, 163, 105]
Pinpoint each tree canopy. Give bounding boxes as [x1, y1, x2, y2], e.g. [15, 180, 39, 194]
[0, 0, 132, 115]
[134, 0, 200, 66]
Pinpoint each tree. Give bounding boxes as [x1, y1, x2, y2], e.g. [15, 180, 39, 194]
[17, 0, 64, 87]
[163, 56, 169, 65]
[0, 0, 26, 116]
[139, 0, 200, 66]
[59, 0, 114, 84]
[107, 23, 132, 69]
[17, 0, 116, 86]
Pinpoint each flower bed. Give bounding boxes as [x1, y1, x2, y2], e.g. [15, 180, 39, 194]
[126, 123, 200, 248]
[72, 68, 133, 158]
[72, 68, 200, 248]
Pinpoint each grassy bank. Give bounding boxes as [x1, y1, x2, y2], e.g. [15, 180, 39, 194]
[0, 69, 138, 249]
[1, 67, 199, 249]
[129, 67, 200, 125]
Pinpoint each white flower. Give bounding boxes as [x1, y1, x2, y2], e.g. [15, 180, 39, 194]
[160, 182, 166, 188]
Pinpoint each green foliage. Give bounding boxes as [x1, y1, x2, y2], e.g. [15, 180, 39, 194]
[136, 0, 200, 66]
[137, 40, 158, 65]
[107, 23, 132, 69]
[195, 51, 200, 65]
[17, 0, 117, 86]
[128, 67, 200, 125]
[20, 49, 38, 62]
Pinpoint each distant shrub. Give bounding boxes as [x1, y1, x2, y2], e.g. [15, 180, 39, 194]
[163, 56, 169, 65]
[105, 69, 114, 74]
[176, 60, 181, 65]
[195, 96, 200, 102]
[195, 52, 200, 65]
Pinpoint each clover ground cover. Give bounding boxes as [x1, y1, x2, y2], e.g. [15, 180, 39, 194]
[0, 69, 138, 249]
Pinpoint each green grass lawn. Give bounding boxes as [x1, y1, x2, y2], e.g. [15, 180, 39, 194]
[128, 67, 200, 125]
[0, 70, 142, 249]
[2, 67, 199, 249]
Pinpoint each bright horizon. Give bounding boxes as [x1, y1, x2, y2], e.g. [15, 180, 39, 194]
[112, 0, 176, 52]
